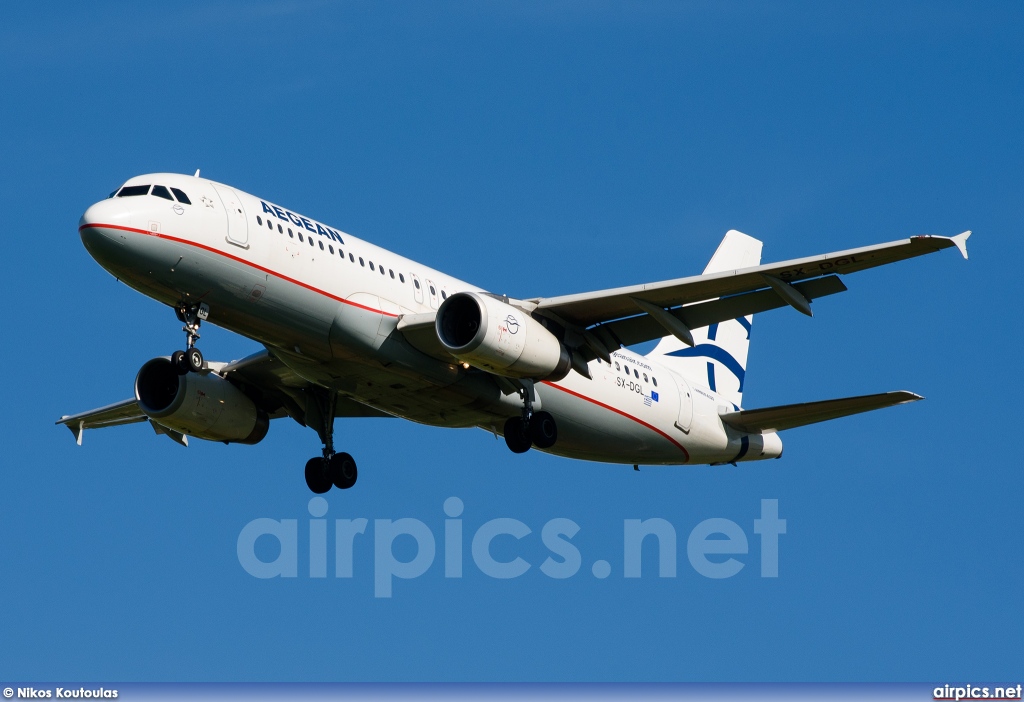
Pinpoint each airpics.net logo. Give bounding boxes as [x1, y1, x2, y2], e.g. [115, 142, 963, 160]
[237, 498, 787, 597]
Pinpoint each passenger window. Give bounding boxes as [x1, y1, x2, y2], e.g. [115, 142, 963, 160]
[359, 258, 365, 267]
[643, 373, 648, 383]
[117, 185, 150, 197]
[441, 291, 447, 299]
[152, 185, 173, 201]
[369, 262, 375, 271]
[399, 274, 405, 283]
[308, 237, 314, 247]
[288, 229, 294, 238]
[319, 241, 324, 250]
[615, 362, 620, 371]
[414, 279, 420, 289]
[349, 253, 354, 262]
[257, 216, 263, 225]
[634, 369, 639, 379]
[278, 224, 283, 233]
[389, 270, 395, 279]
[429, 285, 436, 295]
[652, 377, 658, 387]
[329, 245, 334, 254]
[298, 233, 304, 242]
[380, 266, 385, 275]
[267, 220, 273, 230]
[170, 188, 191, 205]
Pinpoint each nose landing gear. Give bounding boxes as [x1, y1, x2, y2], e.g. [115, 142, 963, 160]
[503, 380, 557, 453]
[171, 302, 208, 374]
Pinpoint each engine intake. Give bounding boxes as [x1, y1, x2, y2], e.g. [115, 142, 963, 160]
[135, 358, 269, 444]
[436, 292, 571, 380]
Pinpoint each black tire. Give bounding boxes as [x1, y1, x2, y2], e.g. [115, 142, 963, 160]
[530, 411, 558, 449]
[504, 416, 532, 454]
[171, 350, 189, 375]
[186, 347, 204, 373]
[304, 457, 333, 494]
[330, 452, 358, 490]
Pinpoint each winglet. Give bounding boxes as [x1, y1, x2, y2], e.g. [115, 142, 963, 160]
[65, 420, 85, 446]
[951, 231, 971, 259]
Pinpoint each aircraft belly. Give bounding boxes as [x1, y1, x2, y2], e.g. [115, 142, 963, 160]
[533, 376, 691, 465]
[170, 246, 335, 358]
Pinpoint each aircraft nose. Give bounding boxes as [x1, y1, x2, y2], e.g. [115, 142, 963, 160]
[79, 197, 133, 269]
[79, 197, 131, 236]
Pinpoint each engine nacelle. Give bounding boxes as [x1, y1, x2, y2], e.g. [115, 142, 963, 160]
[134, 358, 269, 444]
[436, 292, 571, 380]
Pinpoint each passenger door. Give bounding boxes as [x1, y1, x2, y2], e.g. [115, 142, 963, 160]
[212, 183, 249, 248]
[674, 374, 693, 432]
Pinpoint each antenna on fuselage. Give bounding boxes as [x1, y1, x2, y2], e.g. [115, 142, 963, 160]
[194, 169, 200, 177]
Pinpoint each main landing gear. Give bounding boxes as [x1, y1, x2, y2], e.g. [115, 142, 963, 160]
[503, 380, 557, 454]
[303, 389, 358, 494]
[170, 302, 209, 375]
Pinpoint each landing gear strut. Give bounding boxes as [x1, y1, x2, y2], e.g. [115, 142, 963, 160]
[171, 302, 208, 374]
[303, 388, 358, 494]
[503, 380, 557, 454]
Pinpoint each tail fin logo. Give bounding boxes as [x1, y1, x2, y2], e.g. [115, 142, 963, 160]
[664, 319, 750, 393]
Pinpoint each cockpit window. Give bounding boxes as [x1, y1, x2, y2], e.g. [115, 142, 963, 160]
[171, 188, 191, 205]
[151, 185, 174, 201]
[117, 185, 151, 197]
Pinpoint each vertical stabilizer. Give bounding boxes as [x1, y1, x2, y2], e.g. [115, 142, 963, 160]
[647, 230, 763, 408]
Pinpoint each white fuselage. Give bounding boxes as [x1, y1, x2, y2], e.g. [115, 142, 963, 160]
[78, 173, 781, 466]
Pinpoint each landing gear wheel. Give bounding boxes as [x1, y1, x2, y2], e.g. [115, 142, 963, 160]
[304, 457, 333, 494]
[504, 416, 532, 454]
[171, 350, 189, 375]
[530, 411, 557, 449]
[330, 452, 358, 490]
[185, 347, 204, 373]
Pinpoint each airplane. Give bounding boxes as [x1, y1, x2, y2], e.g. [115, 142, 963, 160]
[59, 172, 971, 493]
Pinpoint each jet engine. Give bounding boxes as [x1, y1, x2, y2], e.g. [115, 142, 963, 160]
[134, 358, 269, 444]
[435, 292, 571, 380]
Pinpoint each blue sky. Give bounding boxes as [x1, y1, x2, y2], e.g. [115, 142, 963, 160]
[1, 0, 1021, 682]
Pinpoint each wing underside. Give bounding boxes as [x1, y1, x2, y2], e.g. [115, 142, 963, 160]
[56, 349, 392, 445]
[529, 233, 970, 348]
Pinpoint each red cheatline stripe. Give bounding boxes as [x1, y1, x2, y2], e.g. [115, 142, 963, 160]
[540, 381, 689, 459]
[79, 222, 398, 317]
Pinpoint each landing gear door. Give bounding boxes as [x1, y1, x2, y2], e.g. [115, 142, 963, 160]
[212, 183, 249, 248]
[674, 374, 693, 432]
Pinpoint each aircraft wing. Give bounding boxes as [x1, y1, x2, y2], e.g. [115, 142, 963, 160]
[57, 399, 149, 445]
[530, 233, 971, 340]
[57, 349, 392, 445]
[720, 391, 923, 434]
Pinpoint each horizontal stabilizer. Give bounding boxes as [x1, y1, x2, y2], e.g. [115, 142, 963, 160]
[720, 391, 922, 434]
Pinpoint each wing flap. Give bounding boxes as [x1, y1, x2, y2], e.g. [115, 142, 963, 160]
[533, 233, 970, 327]
[720, 391, 923, 434]
[596, 275, 847, 350]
